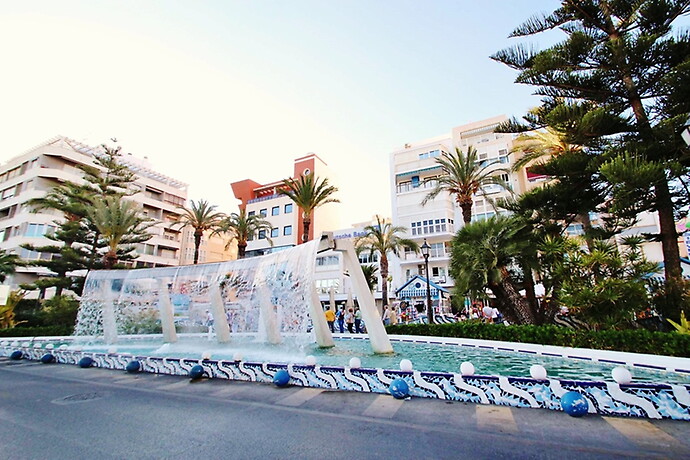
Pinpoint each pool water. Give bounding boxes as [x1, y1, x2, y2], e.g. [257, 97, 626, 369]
[70, 336, 690, 385]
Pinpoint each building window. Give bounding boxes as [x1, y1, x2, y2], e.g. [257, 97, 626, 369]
[271, 206, 279, 216]
[25, 224, 55, 237]
[259, 209, 267, 217]
[316, 255, 339, 266]
[248, 211, 255, 217]
[284, 225, 292, 236]
[284, 203, 293, 214]
[258, 230, 266, 239]
[271, 228, 279, 238]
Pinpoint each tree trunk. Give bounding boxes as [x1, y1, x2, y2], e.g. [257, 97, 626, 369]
[237, 242, 247, 259]
[490, 268, 537, 324]
[603, 11, 684, 317]
[521, 264, 540, 323]
[380, 255, 389, 313]
[301, 215, 311, 244]
[459, 200, 473, 224]
[104, 251, 117, 270]
[193, 230, 202, 264]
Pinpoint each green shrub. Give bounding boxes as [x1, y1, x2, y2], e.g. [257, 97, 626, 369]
[386, 322, 690, 357]
[0, 325, 73, 337]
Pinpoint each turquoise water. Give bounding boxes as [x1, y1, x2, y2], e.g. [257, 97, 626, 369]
[70, 336, 690, 385]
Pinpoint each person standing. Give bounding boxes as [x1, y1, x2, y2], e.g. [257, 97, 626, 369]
[354, 307, 362, 333]
[382, 305, 390, 326]
[388, 305, 398, 326]
[337, 307, 346, 333]
[325, 307, 336, 333]
[345, 308, 355, 333]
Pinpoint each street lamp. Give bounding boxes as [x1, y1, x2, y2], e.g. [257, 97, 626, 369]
[421, 239, 434, 324]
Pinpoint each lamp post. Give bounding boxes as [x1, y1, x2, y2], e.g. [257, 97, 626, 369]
[421, 239, 434, 324]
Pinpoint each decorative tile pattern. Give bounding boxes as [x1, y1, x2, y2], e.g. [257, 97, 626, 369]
[2, 343, 688, 421]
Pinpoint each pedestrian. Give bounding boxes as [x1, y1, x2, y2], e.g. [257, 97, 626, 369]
[388, 305, 398, 326]
[345, 308, 355, 333]
[482, 305, 494, 323]
[354, 307, 363, 333]
[382, 305, 390, 326]
[337, 307, 345, 333]
[325, 307, 336, 333]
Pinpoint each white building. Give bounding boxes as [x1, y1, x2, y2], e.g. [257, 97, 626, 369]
[389, 115, 526, 304]
[0, 136, 188, 291]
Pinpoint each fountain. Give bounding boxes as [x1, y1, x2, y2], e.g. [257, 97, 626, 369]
[2, 232, 689, 420]
[74, 233, 393, 354]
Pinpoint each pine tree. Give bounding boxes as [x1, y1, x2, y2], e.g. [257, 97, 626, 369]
[492, 0, 690, 319]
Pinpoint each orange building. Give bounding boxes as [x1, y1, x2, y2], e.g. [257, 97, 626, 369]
[230, 154, 340, 258]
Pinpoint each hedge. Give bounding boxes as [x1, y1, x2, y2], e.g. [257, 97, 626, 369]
[0, 325, 74, 338]
[386, 322, 690, 358]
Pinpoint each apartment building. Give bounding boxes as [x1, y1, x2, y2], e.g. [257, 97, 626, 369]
[0, 136, 188, 290]
[230, 154, 340, 257]
[179, 227, 237, 265]
[389, 115, 526, 302]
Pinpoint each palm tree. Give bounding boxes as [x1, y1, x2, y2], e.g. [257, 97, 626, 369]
[360, 264, 379, 292]
[355, 215, 419, 313]
[175, 199, 225, 264]
[450, 214, 537, 325]
[0, 250, 22, 283]
[511, 127, 582, 172]
[422, 146, 510, 224]
[87, 197, 154, 269]
[218, 209, 273, 259]
[279, 173, 339, 243]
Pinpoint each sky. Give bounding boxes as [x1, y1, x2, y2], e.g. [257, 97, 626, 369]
[0, 0, 566, 227]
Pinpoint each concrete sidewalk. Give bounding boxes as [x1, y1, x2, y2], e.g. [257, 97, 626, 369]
[1, 358, 689, 459]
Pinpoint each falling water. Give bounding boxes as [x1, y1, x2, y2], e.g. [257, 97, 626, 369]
[74, 240, 320, 345]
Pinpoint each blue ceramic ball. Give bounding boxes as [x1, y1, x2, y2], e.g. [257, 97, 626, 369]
[273, 369, 290, 387]
[560, 391, 589, 417]
[40, 353, 55, 364]
[389, 378, 410, 399]
[126, 360, 141, 373]
[10, 350, 23, 360]
[189, 364, 205, 380]
[78, 356, 94, 368]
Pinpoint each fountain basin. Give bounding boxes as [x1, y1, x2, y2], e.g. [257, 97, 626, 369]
[2, 334, 689, 421]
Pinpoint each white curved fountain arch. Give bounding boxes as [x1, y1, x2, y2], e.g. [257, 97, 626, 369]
[75, 233, 393, 354]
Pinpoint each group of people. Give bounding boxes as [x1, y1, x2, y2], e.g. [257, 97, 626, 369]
[458, 303, 503, 324]
[324, 306, 364, 333]
[324, 303, 402, 333]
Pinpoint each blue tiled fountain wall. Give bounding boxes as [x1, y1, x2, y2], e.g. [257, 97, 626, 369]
[2, 339, 689, 421]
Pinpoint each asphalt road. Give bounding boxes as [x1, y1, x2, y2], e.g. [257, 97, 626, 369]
[1, 358, 689, 460]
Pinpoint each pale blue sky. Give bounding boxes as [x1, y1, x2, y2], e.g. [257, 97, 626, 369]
[0, 1, 586, 224]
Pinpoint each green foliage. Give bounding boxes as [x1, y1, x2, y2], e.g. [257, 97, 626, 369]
[386, 322, 690, 358]
[279, 173, 339, 242]
[38, 295, 80, 328]
[667, 311, 690, 335]
[175, 199, 225, 264]
[360, 264, 379, 292]
[0, 325, 73, 337]
[0, 250, 22, 283]
[218, 208, 273, 259]
[355, 215, 418, 309]
[450, 214, 538, 324]
[553, 237, 658, 329]
[422, 146, 511, 223]
[492, 0, 690, 315]
[0, 291, 27, 328]
[118, 307, 162, 334]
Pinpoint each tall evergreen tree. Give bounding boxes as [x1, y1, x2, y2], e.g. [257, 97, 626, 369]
[21, 141, 141, 295]
[492, 0, 690, 319]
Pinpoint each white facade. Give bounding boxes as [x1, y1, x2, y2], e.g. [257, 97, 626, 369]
[389, 115, 522, 299]
[0, 136, 188, 290]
